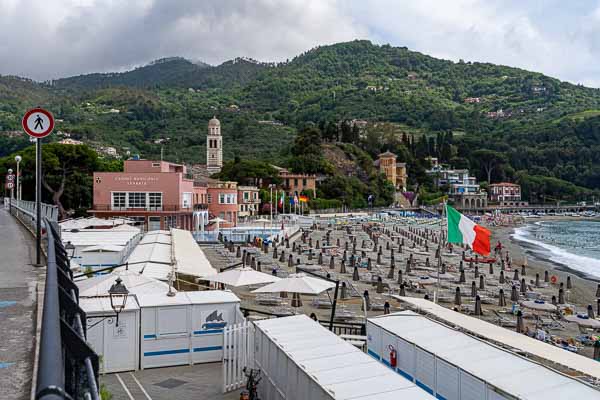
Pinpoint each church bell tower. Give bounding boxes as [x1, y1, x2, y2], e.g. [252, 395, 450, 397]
[206, 116, 223, 174]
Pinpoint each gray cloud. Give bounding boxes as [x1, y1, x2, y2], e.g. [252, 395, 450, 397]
[1, 0, 600, 87]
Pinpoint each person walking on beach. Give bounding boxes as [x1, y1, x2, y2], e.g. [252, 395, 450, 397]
[494, 241, 503, 256]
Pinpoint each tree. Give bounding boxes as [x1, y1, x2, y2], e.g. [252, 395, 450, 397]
[471, 149, 507, 184]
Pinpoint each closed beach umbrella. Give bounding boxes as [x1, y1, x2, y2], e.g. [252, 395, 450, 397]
[367, 257, 372, 271]
[489, 263, 494, 275]
[279, 251, 285, 262]
[596, 284, 600, 298]
[376, 276, 384, 294]
[329, 256, 335, 270]
[340, 282, 347, 299]
[474, 266, 479, 279]
[459, 269, 466, 284]
[426, 258, 430, 269]
[353, 266, 360, 281]
[544, 270, 549, 283]
[363, 290, 371, 311]
[340, 260, 347, 274]
[594, 341, 600, 361]
[454, 287, 462, 306]
[273, 246, 278, 259]
[559, 288, 565, 304]
[291, 292, 303, 308]
[499, 270, 505, 284]
[257, 261, 262, 272]
[406, 259, 412, 274]
[474, 295, 482, 316]
[397, 269, 403, 285]
[516, 310, 524, 333]
[551, 295, 557, 306]
[511, 285, 519, 302]
[520, 278, 527, 294]
[513, 269, 519, 281]
[588, 304, 595, 319]
[498, 288, 506, 307]
[236, 246, 241, 258]
[377, 253, 382, 265]
[479, 275, 485, 290]
[318, 252, 323, 265]
[388, 263, 395, 279]
[535, 273, 540, 288]
[521, 264, 526, 276]
[471, 281, 477, 297]
[567, 276, 572, 289]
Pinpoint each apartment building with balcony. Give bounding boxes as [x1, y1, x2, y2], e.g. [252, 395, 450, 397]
[90, 160, 207, 231]
[206, 181, 238, 228]
[237, 185, 260, 219]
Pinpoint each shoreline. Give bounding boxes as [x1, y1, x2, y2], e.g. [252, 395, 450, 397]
[491, 218, 599, 306]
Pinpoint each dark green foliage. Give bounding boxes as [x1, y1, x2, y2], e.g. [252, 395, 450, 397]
[213, 159, 281, 186]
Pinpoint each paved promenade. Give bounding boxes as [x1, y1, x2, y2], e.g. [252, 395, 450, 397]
[0, 209, 43, 400]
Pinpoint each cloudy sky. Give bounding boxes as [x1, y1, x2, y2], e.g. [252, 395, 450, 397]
[2, 0, 600, 86]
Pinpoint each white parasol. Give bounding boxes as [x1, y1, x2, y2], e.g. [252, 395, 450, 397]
[205, 267, 280, 287]
[251, 273, 335, 295]
[564, 314, 600, 329]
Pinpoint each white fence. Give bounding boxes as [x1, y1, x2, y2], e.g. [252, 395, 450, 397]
[223, 321, 255, 393]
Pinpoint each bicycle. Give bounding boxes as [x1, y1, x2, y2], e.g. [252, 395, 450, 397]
[240, 367, 262, 400]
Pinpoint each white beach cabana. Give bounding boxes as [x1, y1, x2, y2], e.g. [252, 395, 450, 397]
[205, 267, 281, 287]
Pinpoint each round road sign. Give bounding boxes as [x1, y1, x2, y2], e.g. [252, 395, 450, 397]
[22, 108, 54, 138]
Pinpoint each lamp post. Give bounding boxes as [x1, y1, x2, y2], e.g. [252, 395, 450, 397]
[65, 241, 76, 260]
[108, 277, 129, 326]
[14, 155, 21, 201]
[7, 168, 13, 199]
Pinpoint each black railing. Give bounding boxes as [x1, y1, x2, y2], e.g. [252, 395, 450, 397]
[319, 321, 366, 336]
[36, 219, 100, 400]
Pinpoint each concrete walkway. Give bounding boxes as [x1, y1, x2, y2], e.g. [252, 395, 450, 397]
[0, 208, 43, 400]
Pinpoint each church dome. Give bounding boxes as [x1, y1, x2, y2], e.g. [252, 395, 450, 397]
[208, 116, 220, 127]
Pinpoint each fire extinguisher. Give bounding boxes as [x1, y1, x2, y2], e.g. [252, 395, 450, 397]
[389, 345, 397, 368]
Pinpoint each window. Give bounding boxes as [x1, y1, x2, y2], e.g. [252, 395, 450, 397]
[165, 216, 177, 228]
[244, 191, 249, 200]
[207, 193, 212, 204]
[219, 212, 225, 220]
[253, 192, 258, 201]
[302, 178, 307, 186]
[219, 193, 225, 204]
[182, 192, 192, 209]
[128, 192, 146, 208]
[129, 216, 146, 230]
[152, 162, 160, 167]
[149, 192, 162, 210]
[294, 178, 298, 186]
[112, 192, 126, 209]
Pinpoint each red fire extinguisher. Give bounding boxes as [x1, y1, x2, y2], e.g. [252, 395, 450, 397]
[389, 345, 397, 368]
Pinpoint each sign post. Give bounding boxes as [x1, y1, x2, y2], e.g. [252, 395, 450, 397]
[22, 108, 54, 266]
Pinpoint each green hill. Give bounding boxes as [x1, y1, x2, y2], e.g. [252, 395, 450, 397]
[1, 40, 600, 201]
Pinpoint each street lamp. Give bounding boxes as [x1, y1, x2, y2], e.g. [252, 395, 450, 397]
[65, 241, 76, 259]
[14, 155, 21, 201]
[108, 277, 129, 326]
[7, 168, 13, 199]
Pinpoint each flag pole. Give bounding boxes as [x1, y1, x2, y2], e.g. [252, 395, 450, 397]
[435, 199, 447, 304]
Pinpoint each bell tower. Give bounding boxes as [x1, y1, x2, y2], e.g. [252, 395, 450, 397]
[206, 116, 223, 174]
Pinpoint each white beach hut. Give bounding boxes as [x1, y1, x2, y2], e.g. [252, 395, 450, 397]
[81, 296, 140, 373]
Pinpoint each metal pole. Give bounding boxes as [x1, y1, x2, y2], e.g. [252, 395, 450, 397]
[329, 280, 339, 331]
[36, 138, 42, 266]
[16, 160, 20, 201]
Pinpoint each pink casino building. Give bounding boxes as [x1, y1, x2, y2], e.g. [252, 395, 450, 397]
[90, 160, 208, 231]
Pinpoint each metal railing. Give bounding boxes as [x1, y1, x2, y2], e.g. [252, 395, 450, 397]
[7, 198, 58, 230]
[36, 219, 100, 400]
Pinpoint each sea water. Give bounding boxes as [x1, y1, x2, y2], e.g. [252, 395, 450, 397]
[512, 220, 600, 278]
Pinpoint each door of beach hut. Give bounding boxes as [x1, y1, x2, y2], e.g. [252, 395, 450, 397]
[223, 320, 255, 393]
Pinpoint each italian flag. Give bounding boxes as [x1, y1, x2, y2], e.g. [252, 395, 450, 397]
[446, 205, 491, 256]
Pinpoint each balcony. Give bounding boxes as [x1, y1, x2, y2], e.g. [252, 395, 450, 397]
[92, 204, 208, 212]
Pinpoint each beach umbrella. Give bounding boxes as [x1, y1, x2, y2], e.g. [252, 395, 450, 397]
[236, 246, 241, 258]
[471, 281, 477, 297]
[489, 263, 494, 275]
[340, 282, 347, 299]
[418, 276, 435, 286]
[377, 253, 382, 265]
[288, 254, 293, 268]
[353, 266, 360, 281]
[567, 276, 573, 289]
[511, 285, 519, 302]
[257, 261, 262, 272]
[279, 251, 285, 263]
[474, 266, 479, 279]
[459, 269, 466, 284]
[520, 299, 557, 313]
[498, 289, 506, 307]
[588, 304, 595, 319]
[340, 260, 347, 274]
[206, 267, 281, 287]
[317, 252, 322, 265]
[544, 270, 549, 283]
[558, 288, 565, 304]
[316, 240, 320, 249]
[513, 269, 519, 281]
[551, 295, 557, 306]
[329, 256, 335, 270]
[521, 265, 526, 276]
[454, 287, 462, 306]
[564, 314, 600, 329]
[441, 262, 447, 274]
[594, 341, 600, 361]
[252, 273, 335, 295]
[363, 290, 371, 311]
[520, 278, 527, 294]
[535, 273, 540, 288]
[291, 292, 302, 307]
[474, 295, 482, 316]
[479, 275, 485, 290]
[367, 257, 372, 271]
[426, 258, 430, 269]
[499, 270, 505, 284]
[376, 276, 384, 294]
[406, 259, 412, 274]
[209, 217, 226, 233]
[397, 270, 403, 285]
[597, 299, 600, 318]
[516, 310, 524, 333]
[273, 246, 278, 259]
[387, 262, 395, 279]
[399, 283, 406, 297]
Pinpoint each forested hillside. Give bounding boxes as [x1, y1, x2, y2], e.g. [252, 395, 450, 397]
[2, 40, 600, 202]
